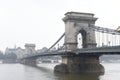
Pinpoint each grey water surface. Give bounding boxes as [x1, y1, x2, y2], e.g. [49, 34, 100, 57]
[0, 62, 120, 80]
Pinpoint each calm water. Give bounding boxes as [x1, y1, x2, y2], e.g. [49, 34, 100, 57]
[0, 62, 120, 80]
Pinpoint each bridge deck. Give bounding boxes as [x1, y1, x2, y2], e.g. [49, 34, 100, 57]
[21, 46, 120, 59]
[74, 46, 120, 55]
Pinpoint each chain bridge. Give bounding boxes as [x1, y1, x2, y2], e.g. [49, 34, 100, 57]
[20, 12, 120, 74]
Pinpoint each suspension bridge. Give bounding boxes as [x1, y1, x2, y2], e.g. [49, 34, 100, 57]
[20, 12, 120, 74]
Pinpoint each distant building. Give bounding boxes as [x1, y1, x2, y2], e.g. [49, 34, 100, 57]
[5, 44, 57, 59]
[16, 47, 25, 59]
[5, 43, 36, 59]
[5, 47, 25, 59]
[36, 47, 48, 53]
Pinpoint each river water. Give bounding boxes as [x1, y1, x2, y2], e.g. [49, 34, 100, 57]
[0, 62, 120, 80]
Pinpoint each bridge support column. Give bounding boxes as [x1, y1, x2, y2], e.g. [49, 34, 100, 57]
[20, 59, 37, 66]
[54, 54, 104, 74]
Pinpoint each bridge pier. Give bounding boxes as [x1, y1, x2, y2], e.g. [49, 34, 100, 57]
[20, 58, 37, 66]
[54, 53, 104, 74]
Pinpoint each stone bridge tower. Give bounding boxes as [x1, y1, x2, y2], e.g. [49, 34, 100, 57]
[24, 43, 36, 56]
[63, 12, 97, 50]
[21, 44, 36, 66]
[54, 12, 104, 74]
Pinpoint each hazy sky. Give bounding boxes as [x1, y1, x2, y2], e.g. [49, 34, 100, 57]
[0, 0, 120, 51]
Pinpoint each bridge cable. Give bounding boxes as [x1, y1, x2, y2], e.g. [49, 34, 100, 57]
[107, 33, 110, 46]
[97, 31, 101, 47]
[102, 31, 104, 46]
[46, 32, 65, 52]
[114, 34, 116, 46]
[91, 26, 120, 35]
[112, 34, 114, 46]
[99, 32, 101, 47]
[96, 31, 100, 47]
[119, 36, 120, 45]
[105, 33, 107, 46]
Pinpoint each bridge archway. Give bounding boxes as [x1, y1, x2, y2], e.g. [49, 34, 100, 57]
[77, 33, 82, 48]
[78, 29, 87, 48]
[63, 12, 97, 50]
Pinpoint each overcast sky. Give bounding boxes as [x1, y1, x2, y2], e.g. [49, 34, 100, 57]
[0, 0, 120, 51]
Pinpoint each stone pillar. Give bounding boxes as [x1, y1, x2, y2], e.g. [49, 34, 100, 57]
[20, 58, 37, 66]
[54, 53, 104, 74]
[63, 12, 97, 50]
[66, 56, 104, 74]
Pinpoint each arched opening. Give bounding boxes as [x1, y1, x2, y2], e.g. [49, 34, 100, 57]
[77, 29, 87, 48]
[77, 33, 82, 48]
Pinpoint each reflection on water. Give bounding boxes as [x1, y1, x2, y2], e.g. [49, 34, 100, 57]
[0, 63, 120, 80]
[54, 73, 100, 80]
[37, 63, 101, 80]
